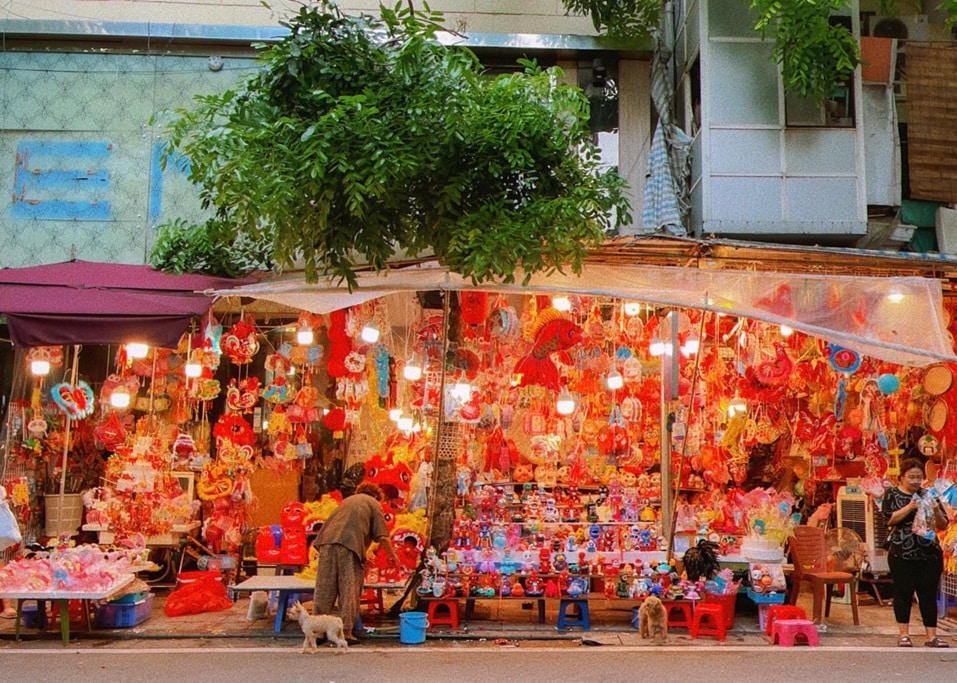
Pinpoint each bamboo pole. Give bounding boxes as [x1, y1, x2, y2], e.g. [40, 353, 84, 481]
[55, 345, 81, 537]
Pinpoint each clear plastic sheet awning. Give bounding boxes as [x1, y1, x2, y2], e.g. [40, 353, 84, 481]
[210, 262, 955, 367]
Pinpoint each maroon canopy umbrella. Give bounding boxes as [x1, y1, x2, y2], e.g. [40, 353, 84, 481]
[0, 260, 255, 348]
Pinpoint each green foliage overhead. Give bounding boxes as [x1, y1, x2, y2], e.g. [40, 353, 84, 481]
[750, 0, 860, 103]
[157, 1, 630, 289]
[149, 218, 273, 278]
[936, 0, 957, 25]
[561, 0, 661, 40]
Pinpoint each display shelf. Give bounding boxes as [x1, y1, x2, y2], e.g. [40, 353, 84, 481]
[0, 574, 136, 646]
[83, 522, 200, 546]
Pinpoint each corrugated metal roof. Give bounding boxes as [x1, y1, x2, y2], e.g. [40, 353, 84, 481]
[587, 235, 957, 293]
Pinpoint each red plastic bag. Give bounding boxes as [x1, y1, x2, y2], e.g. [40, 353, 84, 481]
[164, 576, 233, 617]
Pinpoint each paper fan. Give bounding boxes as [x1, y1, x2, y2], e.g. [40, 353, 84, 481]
[925, 399, 948, 432]
[923, 364, 954, 396]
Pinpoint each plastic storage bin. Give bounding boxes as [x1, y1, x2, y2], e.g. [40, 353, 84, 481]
[702, 591, 737, 630]
[95, 593, 154, 628]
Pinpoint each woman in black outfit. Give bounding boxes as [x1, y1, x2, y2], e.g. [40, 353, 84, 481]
[882, 457, 951, 648]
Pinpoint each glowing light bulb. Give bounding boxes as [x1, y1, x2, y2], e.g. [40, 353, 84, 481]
[296, 325, 314, 345]
[125, 342, 149, 359]
[360, 323, 380, 344]
[452, 382, 472, 402]
[556, 387, 576, 415]
[681, 334, 700, 356]
[727, 396, 747, 418]
[606, 369, 624, 391]
[403, 355, 422, 381]
[30, 359, 50, 377]
[649, 336, 666, 357]
[779, 324, 794, 338]
[888, 290, 905, 304]
[389, 408, 402, 422]
[552, 295, 571, 312]
[623, 301, 642, 317]
[184, 361, 203, 378]
[110, 386, 131, 409]
[397, 416, 414, 432]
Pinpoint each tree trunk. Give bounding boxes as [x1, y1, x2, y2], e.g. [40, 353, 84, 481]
[428, 421, 458, 554]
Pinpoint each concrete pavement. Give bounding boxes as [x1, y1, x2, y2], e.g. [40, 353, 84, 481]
[2, 580, 951, 651]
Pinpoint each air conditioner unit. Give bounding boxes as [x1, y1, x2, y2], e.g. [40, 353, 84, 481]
[870, 14, 931, 41]
[837, 485, 890, 574]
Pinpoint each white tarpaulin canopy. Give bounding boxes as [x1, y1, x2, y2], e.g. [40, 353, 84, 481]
[211, 261, 955, 367]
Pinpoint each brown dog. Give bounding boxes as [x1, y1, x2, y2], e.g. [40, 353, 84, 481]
[638, 595, 668, 642]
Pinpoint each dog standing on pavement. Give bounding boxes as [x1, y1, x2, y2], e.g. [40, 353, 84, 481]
[638, 595, 668, 643]
[289, 600, 349, 653]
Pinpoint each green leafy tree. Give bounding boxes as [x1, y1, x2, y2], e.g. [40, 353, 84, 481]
[750, 0, 860, 103]
[562, 0, 662, 40]
[149, 218, 274, 278]
[156, 1, 630, 289]
[563, 0, 862, 103]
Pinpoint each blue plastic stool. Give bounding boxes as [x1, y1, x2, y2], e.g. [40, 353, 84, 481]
[557, 598, 590, 631]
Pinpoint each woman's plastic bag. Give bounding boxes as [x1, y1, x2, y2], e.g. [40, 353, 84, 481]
[912, 492, 937, 540]
[0, 486, 22, 551]
[164, 576, 233, 617]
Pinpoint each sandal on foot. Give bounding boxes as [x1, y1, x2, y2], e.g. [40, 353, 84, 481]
[925, 637, 950, 648]
[898, 636, 913, 647]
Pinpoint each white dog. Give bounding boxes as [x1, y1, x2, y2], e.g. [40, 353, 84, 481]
[289, 600, 349, 653]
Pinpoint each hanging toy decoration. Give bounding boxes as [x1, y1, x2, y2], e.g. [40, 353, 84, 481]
[221, 314, 260, 365]
[204, 312, 224, 356]
[225, 377, 261, 413]
[752, 342, 794, 385]
[513, 308, 584, 390]
[212, 412, 256, 448]
[877, 373, 900, 395]
[826, 343, 861, 374]
[51, 381, 96, 419]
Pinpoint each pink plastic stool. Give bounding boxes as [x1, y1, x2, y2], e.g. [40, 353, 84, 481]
[764, 605, 807, 636]
[690, 603, 726, 641]
[770, 618, 819, 647]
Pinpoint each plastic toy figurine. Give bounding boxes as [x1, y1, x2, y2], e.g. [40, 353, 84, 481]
[538, 547, 552, 574]
[525, 570, 543, 596]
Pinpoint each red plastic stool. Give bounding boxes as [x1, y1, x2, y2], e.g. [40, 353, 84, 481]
[770, 618, 819, 647]
[661, 600, 694, 630]
[360, 588, 385, 614]
[426, 599, 460, 630]
[764, 605, 807, 636]
[690, 603, 726, 641]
